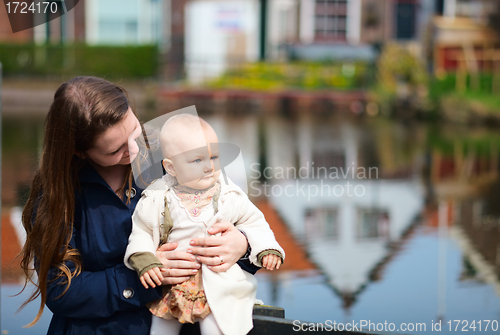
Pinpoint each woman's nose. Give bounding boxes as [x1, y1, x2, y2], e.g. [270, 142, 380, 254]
[129, 141, 139, 156]
[127, 138, 139, 156]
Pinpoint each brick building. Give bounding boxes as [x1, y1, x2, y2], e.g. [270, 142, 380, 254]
[0, 3, 33, 42]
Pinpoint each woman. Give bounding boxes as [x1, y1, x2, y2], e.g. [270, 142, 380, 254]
[20, 76, 254, 334]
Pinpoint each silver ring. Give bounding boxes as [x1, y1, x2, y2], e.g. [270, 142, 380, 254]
[220, 257, 224, 265]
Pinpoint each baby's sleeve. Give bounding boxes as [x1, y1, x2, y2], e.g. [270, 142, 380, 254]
[257, 249, 284, 265]
[231, 195, 285, 267]
[124, 193, 162, 271]
[128, 252, 164, 277]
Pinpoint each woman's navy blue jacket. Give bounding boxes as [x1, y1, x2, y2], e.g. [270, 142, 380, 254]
[45, 163, 258, 335]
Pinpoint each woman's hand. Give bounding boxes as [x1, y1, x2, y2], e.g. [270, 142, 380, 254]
[187, 222, 248, 273]
[155, 242, 201, 285]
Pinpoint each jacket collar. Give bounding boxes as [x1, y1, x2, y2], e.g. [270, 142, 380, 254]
[79, 161, 108, 186]
[78, 161, 141, 192]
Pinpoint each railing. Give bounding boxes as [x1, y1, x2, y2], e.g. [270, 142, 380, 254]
[178, 305, 389, 335]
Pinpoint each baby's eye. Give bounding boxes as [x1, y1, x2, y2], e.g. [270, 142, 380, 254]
[192, 159, 202, 163]
[211, 155, 219, 160]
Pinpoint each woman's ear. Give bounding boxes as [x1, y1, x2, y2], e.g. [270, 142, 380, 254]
[163, 159, 176, 176]
[74, 151, 85, 159]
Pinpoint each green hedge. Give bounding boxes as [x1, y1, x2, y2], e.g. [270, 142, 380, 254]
[0, 43, 158, 78]
[429, 73, 500, 101]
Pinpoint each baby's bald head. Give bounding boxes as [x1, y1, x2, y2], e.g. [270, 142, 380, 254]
[160, 114, 217, 158]
[160, 114, 222, 189]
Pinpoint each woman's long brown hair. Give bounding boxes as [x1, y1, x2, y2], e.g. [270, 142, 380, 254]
[19, 76, 131, 325]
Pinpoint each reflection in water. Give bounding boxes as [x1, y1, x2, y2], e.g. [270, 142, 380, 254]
[2, 284, 52, 334]
[3, 112, 500, 334]
[2, 116, 44, 208]
[270, 179, 423, 309]
[451, 180, 500, 295]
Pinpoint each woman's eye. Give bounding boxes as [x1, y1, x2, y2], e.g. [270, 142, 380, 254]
[110, 149, 121, 155]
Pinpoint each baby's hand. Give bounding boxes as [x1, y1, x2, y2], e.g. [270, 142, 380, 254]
[262, 254, 282, 271]
[140, 267, 165, 289]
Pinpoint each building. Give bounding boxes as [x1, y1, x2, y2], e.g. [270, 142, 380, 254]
[184, 0, 438, 82]
[1, 0, 167, 45]
[184, 0, 260, 83]
[84, 0, 164, 45]
[0, 0, 86, 44]
[0, 2, 33, 42]
[431, 0, 500, 74]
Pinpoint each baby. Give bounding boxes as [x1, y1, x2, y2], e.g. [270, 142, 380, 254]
[125, 114, 284, 335]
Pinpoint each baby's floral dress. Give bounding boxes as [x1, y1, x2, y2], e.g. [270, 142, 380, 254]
[148, 183, 219, 323]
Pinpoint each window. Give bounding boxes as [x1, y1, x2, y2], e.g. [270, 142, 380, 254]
[99, 20, 138, 44]
[305, 208, 340, 240]
[310, 122, 345, 179]
[311, 150, 345, 178]
[395, 0, 416, 40]
[356, 208, 390, 239]
[314, 0, 348, 42]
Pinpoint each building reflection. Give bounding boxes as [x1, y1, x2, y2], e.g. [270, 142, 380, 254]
[449, 186, 500, 295]
[1, 207, 25, 283]
[425, 127, 500, 297]
[259, 113, 425, 310]
[269, 179, 423, 310]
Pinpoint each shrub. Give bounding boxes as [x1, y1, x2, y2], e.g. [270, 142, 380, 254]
[0, 43, 158, 78]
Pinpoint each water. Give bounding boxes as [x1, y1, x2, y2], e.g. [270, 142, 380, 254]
[2, 112, 500, 334]
[255, 228, 500, 334]
[2, 284, 52, 334]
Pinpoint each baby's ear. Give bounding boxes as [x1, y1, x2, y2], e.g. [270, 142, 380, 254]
[162, 159, 176, 176]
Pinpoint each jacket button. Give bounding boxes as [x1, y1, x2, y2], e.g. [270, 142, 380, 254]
[123, 288, 134, 299]
[126, 188, 136, 199]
